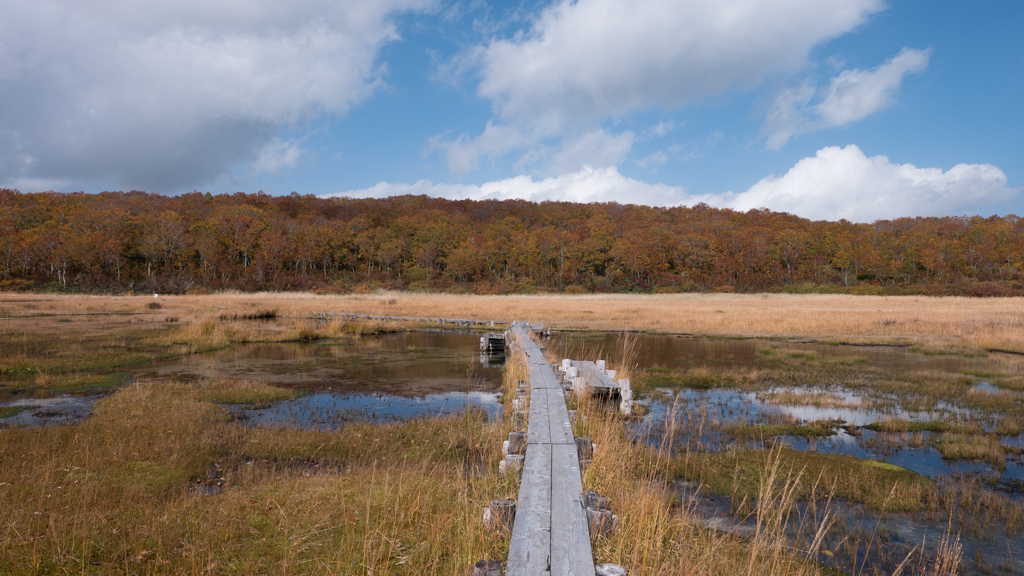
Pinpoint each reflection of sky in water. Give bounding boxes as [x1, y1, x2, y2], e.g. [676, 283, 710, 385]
[0, 394, 104, 427]
[636, 387, 1024, 483]
[131, 330, 503, 395]
[228, 390, 503, 429]
[2, 330, 506, 428]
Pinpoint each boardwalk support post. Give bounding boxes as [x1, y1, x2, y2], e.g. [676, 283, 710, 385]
[483, 499, 516, 534]
[473, 559, 503, 576]
[618, 379, 632, 415]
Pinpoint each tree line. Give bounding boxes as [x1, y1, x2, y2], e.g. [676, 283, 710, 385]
[1, 188, 1022, 296]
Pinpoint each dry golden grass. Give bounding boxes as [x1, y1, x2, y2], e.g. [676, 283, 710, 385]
[0, 379, 510, 574]
[4, 290, 1022, 353]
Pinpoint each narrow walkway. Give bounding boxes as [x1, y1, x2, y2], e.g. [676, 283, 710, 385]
[506, 322, 594, 576]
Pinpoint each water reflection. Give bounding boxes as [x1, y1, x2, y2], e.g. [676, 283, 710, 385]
[1, 331, 504, 428]
[227, 390, 503, 430]
[549, 331, 1024, 374]
[133, 331, 503, 396]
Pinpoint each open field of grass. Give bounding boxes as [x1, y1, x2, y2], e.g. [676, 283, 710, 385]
[3, 290, 1024, 353]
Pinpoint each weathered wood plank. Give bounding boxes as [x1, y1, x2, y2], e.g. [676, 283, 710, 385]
[527, 386, 551, 445]
[545, 387, 576, 445]
[506, 443, 552, 576]
[550, 443, 594, 576]
[506, 322, 595, 576]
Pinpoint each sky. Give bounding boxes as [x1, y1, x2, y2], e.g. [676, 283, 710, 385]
[0, 0, 1021, 222]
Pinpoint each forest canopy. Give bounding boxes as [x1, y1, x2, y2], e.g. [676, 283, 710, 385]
[1, 189, 1022, 296]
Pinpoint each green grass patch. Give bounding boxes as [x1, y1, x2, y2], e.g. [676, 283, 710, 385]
[0, 405, 33, 418]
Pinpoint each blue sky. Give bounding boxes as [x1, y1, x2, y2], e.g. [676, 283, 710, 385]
[1, 0, 1021, 222]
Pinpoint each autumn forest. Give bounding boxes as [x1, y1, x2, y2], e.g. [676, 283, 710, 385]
[1, 188, 1022, 296]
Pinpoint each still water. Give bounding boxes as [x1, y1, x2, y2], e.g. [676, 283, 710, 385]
[0, 330, 505, 428]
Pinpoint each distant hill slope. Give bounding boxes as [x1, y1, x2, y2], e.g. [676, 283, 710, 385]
[1, 189, 1021, 296]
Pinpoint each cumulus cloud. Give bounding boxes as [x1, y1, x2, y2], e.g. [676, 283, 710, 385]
[435, 0, 884, 173]
[766, 48, 931, 149]
[336, 145, 1017, 222]
[330, 164, 691, 205]
[722, 145, 1015, 221]
[0, 0, 430, 192]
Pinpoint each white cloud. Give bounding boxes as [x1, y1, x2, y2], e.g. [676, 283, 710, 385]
[546, 130, 635, 175]
[478, 0, 884, 130]
[330, 164, 690, 205]
[439, 0, 883, 175]
[722, 144, 1015, 221]
[0, 0, 431, 192]
[766, 47, 931, 149]
[252, 139, 302, 175]
[644, 120, 677, 139]
[335, 145, 1017, 223]
[637, 151, 668, 169]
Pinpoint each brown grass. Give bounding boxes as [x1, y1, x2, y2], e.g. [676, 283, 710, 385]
[0, 379, 509, 574]
[3, 291, 1024, 353]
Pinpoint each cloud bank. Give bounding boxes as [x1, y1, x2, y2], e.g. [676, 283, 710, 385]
[334, 145, 1016, 222]
[766, 48, 931, 149]
[438, 0, 885, 174]
[0, 0, 430, 192]
[725, 145, 1013, 221]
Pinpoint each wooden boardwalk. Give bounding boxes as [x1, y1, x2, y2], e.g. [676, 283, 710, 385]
[506, 322, 595, 576]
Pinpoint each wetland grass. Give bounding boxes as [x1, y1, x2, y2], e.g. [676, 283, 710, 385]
[936, 433, 1008, 469]
[0, 378, 509, 574]
[667, 448, 934, 513]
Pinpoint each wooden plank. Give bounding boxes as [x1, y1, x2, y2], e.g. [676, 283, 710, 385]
[545, 387, 576, 445]
[527, 386, 551, 445]
[550, 443, 594, 576]
[506, 443, 552, 576]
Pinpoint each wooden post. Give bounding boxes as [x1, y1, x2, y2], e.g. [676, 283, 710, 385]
[595, 360, 605, 373]
[512, 410, 528, 431]
[508, 432, 526, 455]
[596, 564, 627, 576]
[483, 499, 516, 533]
[574, 437, 594, 460]
[500, 454, 524, 475]
[584, 489, 610, 510]
[618, 379, 632, 415]
[473, 559, 503, 576]
[585, 489, 617, 537]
